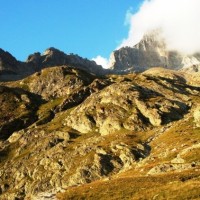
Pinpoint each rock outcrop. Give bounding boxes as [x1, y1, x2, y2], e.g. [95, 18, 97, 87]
[194, 106, 200, 127]
[108, 30, 200, 73]
[65, 71, 191, 135]
[19, 65, 97, 100]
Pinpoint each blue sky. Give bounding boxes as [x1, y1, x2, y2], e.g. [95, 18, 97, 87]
[0, 0, 143, 61]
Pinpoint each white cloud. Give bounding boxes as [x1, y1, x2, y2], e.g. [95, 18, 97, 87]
[119, 0, 200, 54]
[124, 7, 133, 26]
[92, 55, 109, 69]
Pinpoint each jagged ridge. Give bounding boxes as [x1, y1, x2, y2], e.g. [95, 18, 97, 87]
[108, 30, 200, 73]
[0, 47, 105, 81]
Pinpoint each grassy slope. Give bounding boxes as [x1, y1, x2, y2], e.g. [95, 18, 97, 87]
[1, 69, 200, 199]
[57, 170, 200, 200]
[57, 96, 200, 200]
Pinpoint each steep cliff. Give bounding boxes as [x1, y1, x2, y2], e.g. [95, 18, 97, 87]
[109, 31, 200, 73]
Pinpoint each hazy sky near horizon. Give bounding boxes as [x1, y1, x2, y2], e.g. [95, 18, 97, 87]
[0, 0, 142, 62]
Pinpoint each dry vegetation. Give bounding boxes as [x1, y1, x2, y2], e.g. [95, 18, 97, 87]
[57, 95, 200, 200]
[0, 67, 200, 199]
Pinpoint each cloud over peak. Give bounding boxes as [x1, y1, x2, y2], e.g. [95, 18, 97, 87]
[120, 0, 200, 54]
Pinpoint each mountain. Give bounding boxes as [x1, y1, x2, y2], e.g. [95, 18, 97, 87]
[0, 35, 200, 199]
[0, 47, 105, 81]
[26, 47, 105, 75]
[0, 48, 21, 75]
[0, 62, 200, 199]
[108, 30, 200, 73]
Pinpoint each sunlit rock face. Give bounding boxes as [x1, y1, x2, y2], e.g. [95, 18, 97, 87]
[194, 106, 200, 127]
[108, 30, 200, 73]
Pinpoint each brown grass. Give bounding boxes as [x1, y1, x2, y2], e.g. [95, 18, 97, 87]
[57, 169, 200, 200]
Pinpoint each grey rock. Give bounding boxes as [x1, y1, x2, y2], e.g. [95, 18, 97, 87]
[108, 30, 200, 73]
[65, 76, 189, 135]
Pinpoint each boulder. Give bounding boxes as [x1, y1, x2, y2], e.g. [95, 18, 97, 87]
[193, 106, 200, 127]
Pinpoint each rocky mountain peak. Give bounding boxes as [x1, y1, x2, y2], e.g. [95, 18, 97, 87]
[26, 52, 41, 62]
[0, 48, 18, 74]
[42, 47, 63, 56]
[0, 47, 106, 81]
[108, 30, 200, 73]
[134, 29, 166, 50]
[26, 47, 64, 64]
[26, 47, 68, 67]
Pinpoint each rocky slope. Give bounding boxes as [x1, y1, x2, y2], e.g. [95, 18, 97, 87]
[0, 62, 200, 199]
[0, 49, 19, 74]
[0, 85, 43, 140]
[108, 30, 200, 73]
[0, 47, 105, 81]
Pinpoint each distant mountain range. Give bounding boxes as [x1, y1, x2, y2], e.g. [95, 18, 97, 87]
[1, 30, 200, 81]
[0, 47, 104, 81]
